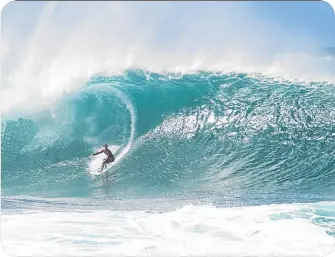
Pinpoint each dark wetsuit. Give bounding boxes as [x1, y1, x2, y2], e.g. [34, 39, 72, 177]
[92, 147, 115, 171]
[103, 148, 115, 163]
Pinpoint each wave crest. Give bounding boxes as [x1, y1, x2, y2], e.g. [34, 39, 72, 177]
[2, 71, 335, 198]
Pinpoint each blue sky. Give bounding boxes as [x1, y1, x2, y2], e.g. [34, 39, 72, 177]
[1, 1, 335, 114]
[249, 1, 335, 47]
[2, 1, 335, 48]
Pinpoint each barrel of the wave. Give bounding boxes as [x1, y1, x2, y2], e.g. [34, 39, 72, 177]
[87, 86, 136, 176]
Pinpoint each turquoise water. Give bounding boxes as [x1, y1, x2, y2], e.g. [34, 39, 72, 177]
[1, 70, 335, 255]
[2, 70, 335, 200]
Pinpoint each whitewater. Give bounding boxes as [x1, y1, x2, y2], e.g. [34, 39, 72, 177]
[1, 1, 335, 256]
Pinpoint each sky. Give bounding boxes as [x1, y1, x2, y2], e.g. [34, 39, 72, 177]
[249, 1, 335, 47]
[1, 1, 335, 115]
[2, 1, 335, 47]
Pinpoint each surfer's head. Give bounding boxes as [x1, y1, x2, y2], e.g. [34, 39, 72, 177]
[103, 144, 108, 149]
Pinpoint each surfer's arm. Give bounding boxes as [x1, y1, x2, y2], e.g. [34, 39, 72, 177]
[92, 150, 103, 156]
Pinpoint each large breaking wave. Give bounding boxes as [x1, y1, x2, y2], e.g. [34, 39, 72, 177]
[2, 70, 335, 201]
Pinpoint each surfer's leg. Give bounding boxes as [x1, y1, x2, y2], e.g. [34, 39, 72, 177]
[100, 157, 114, 172]
[105, 156, 114, 164]
[100, 159, 107, 172]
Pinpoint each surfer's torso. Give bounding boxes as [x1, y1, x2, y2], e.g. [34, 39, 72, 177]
[104, 148, 114, 161]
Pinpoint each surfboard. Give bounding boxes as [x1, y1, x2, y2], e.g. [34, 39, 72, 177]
[90, 161, 115, 176]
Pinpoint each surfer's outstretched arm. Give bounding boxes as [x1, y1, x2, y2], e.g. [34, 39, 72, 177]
[92, 150, 103, 156]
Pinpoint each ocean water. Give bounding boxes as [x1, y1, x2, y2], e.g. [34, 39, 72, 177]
[1, 69, 335, 256]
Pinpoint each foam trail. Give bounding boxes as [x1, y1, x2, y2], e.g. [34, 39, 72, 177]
[111, 87, 136, 165]
[88, 85, 136, 173]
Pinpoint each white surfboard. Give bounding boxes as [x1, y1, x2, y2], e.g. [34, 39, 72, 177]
[90, 161, 115, 175]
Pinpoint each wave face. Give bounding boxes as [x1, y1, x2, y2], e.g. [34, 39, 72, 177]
[2, 70, 335, 201]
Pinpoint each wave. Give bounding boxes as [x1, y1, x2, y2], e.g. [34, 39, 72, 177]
[2, 70, 335, 200]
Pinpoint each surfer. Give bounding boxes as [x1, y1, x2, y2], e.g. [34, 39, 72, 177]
[92, 144, 115, 172]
